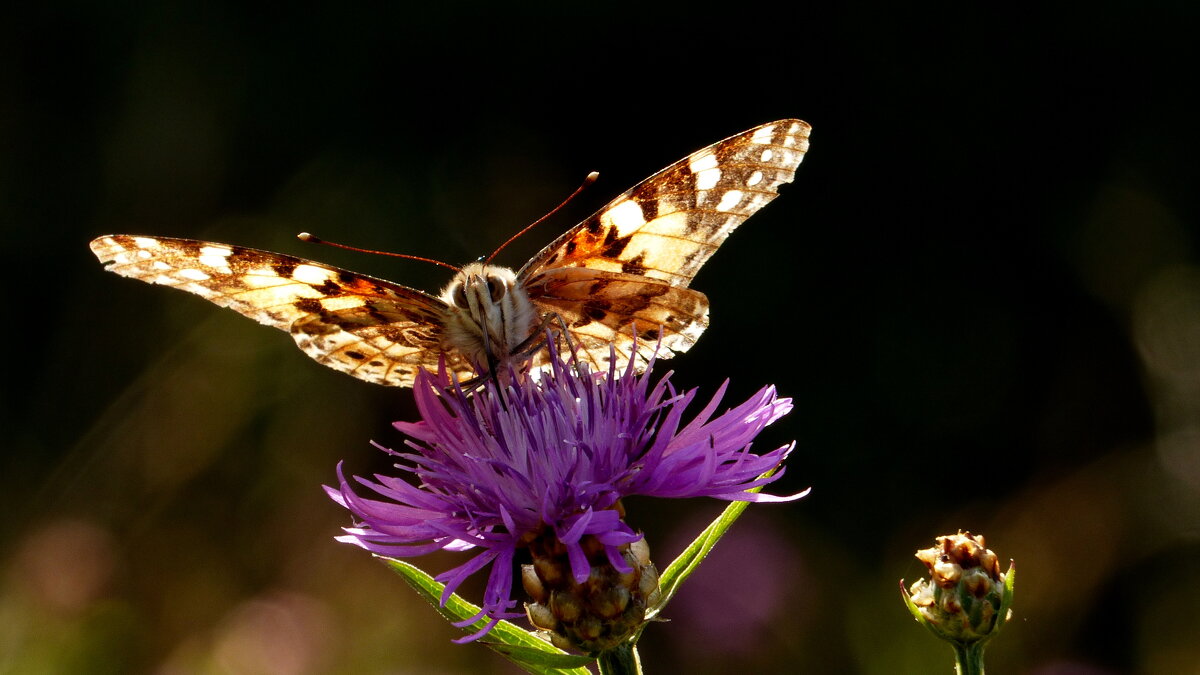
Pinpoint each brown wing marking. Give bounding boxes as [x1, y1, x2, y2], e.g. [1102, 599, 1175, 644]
[519, 119, 811, 287]
[89, 234, 457, 386]
[289, 299, 473, 386]
[525, 267, 709, 373]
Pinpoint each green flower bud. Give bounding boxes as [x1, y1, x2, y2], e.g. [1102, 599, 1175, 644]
[902, 531, 1014, 645]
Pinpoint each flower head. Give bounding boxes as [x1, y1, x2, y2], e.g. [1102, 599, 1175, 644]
[903, 531, 1014, 645]
[328, 347, 802, 644]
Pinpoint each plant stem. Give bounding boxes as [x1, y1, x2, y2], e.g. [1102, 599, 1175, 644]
[953, 641, 987, 675]
[597, 643, 642, 675]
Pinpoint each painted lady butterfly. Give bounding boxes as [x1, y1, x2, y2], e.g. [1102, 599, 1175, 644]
[90, 120, 811, 386]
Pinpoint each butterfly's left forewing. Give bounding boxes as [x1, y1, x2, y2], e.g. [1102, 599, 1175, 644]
[89, 235, 472, 386]
[518, 119, 811, 370]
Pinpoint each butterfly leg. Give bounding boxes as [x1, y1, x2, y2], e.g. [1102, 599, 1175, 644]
[453, 371, 492, 391]
[448, 313, 573, 392]
[510, 311, 578, 363]
[452, 323, 536, 392]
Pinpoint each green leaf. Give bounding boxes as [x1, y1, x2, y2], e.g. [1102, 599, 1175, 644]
[484, 644, 598, 670]
[899, 578, 936, 634]
[994, 560, 1016, 634]
[381, 557, 594, 675]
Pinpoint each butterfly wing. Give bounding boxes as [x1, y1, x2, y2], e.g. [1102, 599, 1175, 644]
[518, 119, 811, 367]
[89, 235, 469, 386]
[522, 267, 709, 372]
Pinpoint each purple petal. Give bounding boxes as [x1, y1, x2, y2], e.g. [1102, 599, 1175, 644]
[327, 340, 804, 641]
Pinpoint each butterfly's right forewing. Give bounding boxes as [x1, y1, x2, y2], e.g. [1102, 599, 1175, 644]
[519, 119, 811, 287]
[517, 119, 811, 373]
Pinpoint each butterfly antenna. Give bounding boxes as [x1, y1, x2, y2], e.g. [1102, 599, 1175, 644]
[485, 171, 599, 263]
[297, 232, 462, 273]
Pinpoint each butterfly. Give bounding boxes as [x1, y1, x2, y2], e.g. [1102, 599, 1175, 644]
[90, 119, 811, 387]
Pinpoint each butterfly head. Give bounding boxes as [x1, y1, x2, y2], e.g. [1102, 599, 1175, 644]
[440, 262, 539, 371]
[443, 262, 515, 311]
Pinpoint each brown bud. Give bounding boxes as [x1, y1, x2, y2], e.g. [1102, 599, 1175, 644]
[903, 530, 1013, 645]
[522, 529, 660, 653]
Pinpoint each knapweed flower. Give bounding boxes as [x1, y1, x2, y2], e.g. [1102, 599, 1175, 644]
[327, 348, 803, 650]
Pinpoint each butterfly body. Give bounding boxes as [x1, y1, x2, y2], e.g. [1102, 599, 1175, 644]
[438, 261, 540, 375]
[90, 119, 811, 386]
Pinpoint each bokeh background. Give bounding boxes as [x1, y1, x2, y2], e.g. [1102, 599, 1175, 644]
[3, 4, 1198, 673]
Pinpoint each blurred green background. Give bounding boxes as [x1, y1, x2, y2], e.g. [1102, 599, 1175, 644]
[3, 3, 1198, 673]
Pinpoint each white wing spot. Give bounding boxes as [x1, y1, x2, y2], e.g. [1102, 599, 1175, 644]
[199, 254, 232, 269]
[136, 250, 153, 260]
[292, 264, 333, 285]
[695, 167, 721, 190]
[746, 170, 764, 187]
[648, 211, 689, 236]
[716, 189, 744, 212]
[184, 282, 217, 298]
[198, 245, 234, 270]
[178, 268, 211, 281]
[244, 268, 286, 287]
[319, 296, 367, 311]
[751, 125, 776, 144]
[200, 245, 233, 258]
[152, 261, 170, 271]
[688, 151, 719, 174]
[609, 200, 646, 237]
[133, 237, 161, 249]
[761, 148, 774, 162]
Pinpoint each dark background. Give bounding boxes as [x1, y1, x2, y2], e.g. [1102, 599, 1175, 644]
[3, 3, 1198, 673]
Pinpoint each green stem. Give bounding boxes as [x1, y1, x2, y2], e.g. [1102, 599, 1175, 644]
[596, 643, 642, 675]
[952, 641, 986, 675]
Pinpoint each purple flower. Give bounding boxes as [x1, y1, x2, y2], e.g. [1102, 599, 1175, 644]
[327, 349, 803, 642]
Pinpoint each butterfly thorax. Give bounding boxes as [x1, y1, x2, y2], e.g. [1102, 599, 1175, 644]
[439, 262, 540, 373]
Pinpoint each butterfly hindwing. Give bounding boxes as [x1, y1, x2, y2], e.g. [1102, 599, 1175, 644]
[523, 267, 709, 371]
[289, 310, 471, 387]
[89, 234, 460, 386]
